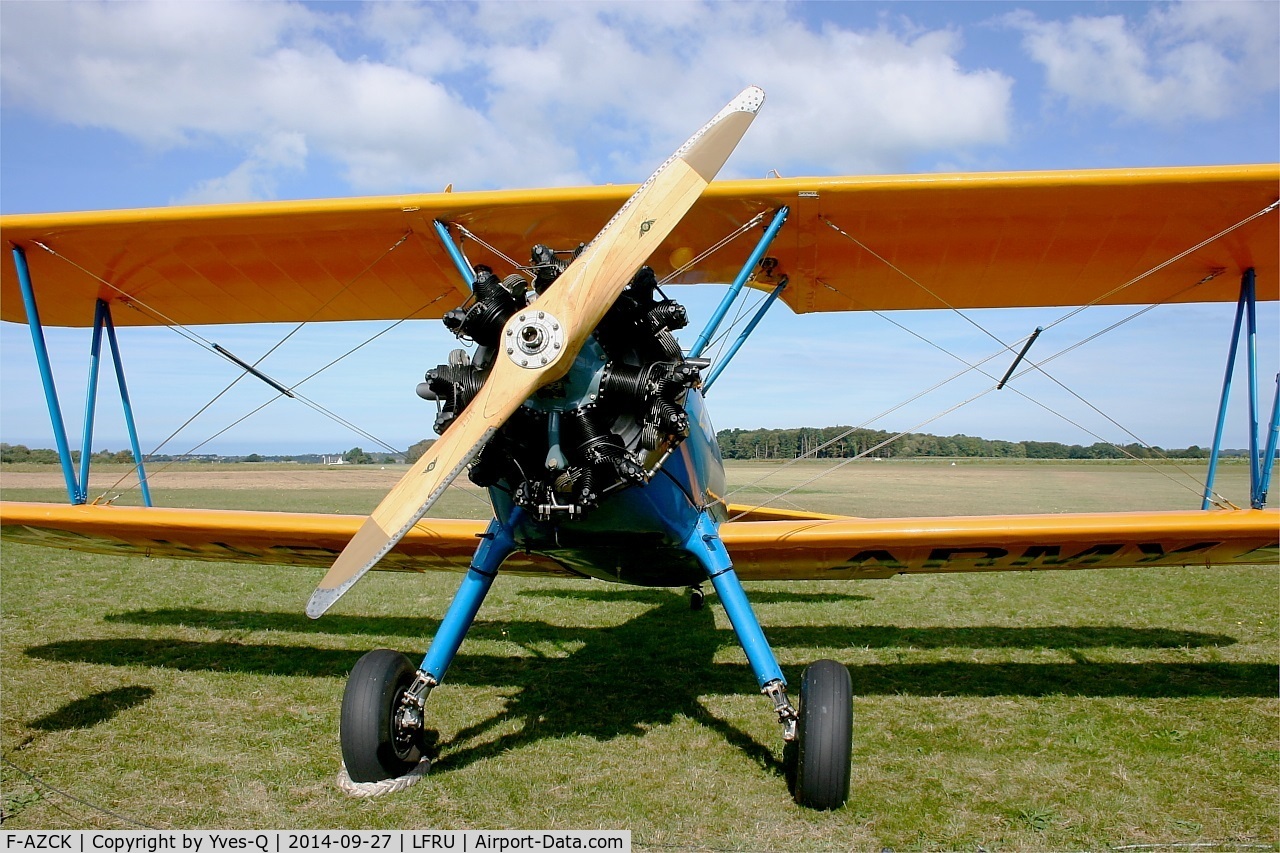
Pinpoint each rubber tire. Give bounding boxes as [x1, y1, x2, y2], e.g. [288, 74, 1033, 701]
[341, 649, 424, 783]
[788, 659, 852, 810]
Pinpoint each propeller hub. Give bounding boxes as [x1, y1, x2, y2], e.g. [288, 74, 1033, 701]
[505, 311, 565, 368]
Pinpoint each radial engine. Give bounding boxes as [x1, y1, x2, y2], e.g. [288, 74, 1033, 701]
[417, 245, 706, 522]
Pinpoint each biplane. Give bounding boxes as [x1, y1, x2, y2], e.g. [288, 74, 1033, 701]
[2, 87, 1277, 810]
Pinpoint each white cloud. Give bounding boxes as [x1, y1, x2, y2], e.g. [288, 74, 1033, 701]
[1, 1, 1015, 200]
[1009, 1, 1279, 122]
[176, 131, 308, 205]
[363, 2, 1014, 179]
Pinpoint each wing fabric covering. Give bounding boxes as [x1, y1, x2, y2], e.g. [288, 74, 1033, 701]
[2, 501, 1275, 579]
[2, 165, 1275, 328]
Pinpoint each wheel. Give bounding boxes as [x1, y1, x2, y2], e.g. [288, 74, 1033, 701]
[341, 649, 424, 783]
[689, 586, 705, 611]
[787, 659, 852, 810]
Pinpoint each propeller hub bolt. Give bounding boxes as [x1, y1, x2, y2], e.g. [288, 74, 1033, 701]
[506, 310, 565, 369]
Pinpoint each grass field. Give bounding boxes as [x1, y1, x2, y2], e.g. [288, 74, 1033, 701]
[1, 459, 1276, 850]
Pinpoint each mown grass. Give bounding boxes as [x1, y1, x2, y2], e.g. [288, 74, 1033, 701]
[1, 460, 1276, 851]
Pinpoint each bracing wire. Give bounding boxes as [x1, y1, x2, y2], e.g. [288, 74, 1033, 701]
[727, 202, 1279, 517]
[30, 233, 459, 501]
[830, 203, 1278, 468]
[726, 281, 1241, 518]
[34, 233, 416, 471]
[92, 294, 501, 507]
[869, 277, 1224, 501]
[658, 212, 768, 286]
[452, 224, 523, 271]
[1, 756, 160, 829]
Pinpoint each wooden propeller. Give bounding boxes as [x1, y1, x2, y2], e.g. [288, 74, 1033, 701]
[307, 86, 765, 618]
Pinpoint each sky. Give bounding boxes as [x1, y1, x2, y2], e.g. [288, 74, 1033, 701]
[1, 0, 1277, 457]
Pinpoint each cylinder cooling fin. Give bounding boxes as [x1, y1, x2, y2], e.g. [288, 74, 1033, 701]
[419, 249, 703, 522]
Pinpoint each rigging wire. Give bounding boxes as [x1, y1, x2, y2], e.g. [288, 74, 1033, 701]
[32, 232, 412, 382]
[1038, 199, 1278, 334]
[727, 200, 1278, 518]
[729, 384, 1005, 520]
[805, 203, 1279, 499]
[819, 220, 1021, 359]
[456, 210, 769, 290]
[33, 232, 415, 464]
[658, 211, 768, 286]
[1, 756, 160, 829]
[28, 232, 464, 501]
[726, 282, 1241, 519]
[92, 294, 504, 509]
[869, 277, 1226, 502]
[451, 224, 523, 271]
[702, 287, 770, 369]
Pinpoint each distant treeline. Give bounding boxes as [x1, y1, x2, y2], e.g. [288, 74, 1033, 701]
[1, 444, 137, 464]
[0, 442, 422, 466]
[0, 443, 404, 465]
[1, 433, 1247, 465]
[715, 427, 1237, 460]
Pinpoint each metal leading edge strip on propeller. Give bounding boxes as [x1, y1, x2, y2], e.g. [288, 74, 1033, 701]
[306, 86, 766, 618]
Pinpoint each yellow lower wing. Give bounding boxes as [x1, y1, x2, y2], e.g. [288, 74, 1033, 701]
[4, 501, 1274, 579]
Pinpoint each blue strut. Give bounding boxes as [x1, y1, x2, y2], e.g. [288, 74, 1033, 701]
[102, 305, 153, 507]
[433, 220, 477, 290]
[1203, 268, 1275, 510]
[78, 300, 154, 506]
[418, 514, 518, 683]
[79, 301, 108, 498]
[13, 245, 80, 504]
[702, 278, 788, 392]
[1259, 374, 1280, 508]
[689, 208, 790, 359]
[682, 512, 786, 689]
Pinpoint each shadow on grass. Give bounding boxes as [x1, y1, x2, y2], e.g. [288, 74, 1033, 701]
[28, 593, 1276, 776]
[105, 606, 1237, 650]
[27, 686, 155, 732]
[26, 636, 1276, 700]
[517, 588, 876, 605]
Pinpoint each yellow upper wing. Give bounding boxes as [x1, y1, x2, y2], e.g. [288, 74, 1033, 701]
[3, 165, 1276, 328]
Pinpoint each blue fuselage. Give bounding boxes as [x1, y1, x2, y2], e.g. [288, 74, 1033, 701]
[490, 389, 726, 586]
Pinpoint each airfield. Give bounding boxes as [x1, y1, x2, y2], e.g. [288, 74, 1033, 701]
[1, 458, 1276, 849]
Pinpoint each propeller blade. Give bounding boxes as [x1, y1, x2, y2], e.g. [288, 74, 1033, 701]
[307, 86, 764, 618]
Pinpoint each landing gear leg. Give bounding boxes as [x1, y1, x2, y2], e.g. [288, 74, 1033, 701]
[340, 514, 517, 783]
[681, 511, 851, 809]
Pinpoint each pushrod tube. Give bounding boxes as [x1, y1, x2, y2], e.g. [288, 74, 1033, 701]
[11, 245, 81, 504]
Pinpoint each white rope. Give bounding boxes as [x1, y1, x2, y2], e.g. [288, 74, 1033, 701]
[335, 758, 431, 798]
